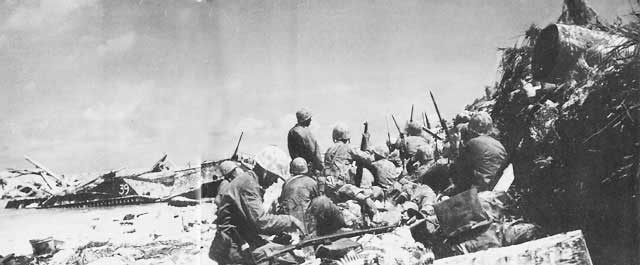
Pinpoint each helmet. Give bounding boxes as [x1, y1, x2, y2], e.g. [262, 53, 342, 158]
[254, 145, 291, 180]
[296, 108, 312, 123]
[290, 157, 309, 175]
[468, 111, 493, 135]
[372, 145, 389, 159]
[405, 121, 422, 136]
[219, 160, 239, 176]
[332, 123, 351, 141]
[454, 111, 472, 125]
[415, 144, 434, 162]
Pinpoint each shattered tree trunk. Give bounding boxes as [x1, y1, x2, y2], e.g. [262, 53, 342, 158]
[531, 24, 634, 83]
[433, 230, 593, 265]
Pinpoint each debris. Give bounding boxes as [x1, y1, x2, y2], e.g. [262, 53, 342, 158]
[433, 230, 591, 265]
[29, 237, 63, 257]
[167, 196, 199, 207]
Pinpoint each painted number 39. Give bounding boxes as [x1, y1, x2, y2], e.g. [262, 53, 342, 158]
[118, 183, 130, 196]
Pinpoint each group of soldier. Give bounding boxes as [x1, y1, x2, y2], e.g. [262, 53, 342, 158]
[209, 107, 540, 264]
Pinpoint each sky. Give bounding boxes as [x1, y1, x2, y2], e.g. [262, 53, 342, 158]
[0, 0, 634, 175]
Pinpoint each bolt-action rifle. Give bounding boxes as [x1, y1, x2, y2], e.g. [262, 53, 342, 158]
[429, 91, 450, 141]
[258, 224, 399, 262]
[355, 122, 368, 187]
[231, 131, 244, 160]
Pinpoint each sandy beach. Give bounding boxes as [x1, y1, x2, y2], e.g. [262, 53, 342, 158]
[0, 201, 219, 265]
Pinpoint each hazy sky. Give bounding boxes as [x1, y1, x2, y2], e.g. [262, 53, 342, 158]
[0, 0, 633, 174]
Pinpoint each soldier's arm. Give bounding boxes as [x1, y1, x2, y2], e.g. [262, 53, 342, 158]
[239, 182, 297, 235]
[349, 146, 374, 165]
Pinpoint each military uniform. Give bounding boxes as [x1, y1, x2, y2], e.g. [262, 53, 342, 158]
[278, 174, 319, 234]
[288, 124, 324, 171]
[210, 172, 297, 264]
[453, 135, 508, 192]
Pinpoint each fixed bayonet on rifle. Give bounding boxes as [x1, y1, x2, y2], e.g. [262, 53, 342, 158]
[429, 91, 451, 141]
[260, 225, 398, 262]
[385, 117, 391, 143]
[422, 126, 444, 141]
[355, 122, 368, 187]
[231, 131, 244, 160]
[391, 114, 403, 137]
[424, 112, 431, 129]
[410, 104, 414, 122]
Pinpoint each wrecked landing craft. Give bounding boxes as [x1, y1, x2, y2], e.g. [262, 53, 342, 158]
[2, 155, 204, 209]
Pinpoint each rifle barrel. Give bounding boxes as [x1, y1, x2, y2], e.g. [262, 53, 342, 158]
[391, 115, 402, 135]
[429, 91, 450, 140]
[264, 225, 398, 261]
[231, 131, 244, 159]
[422, 127, 444, 141]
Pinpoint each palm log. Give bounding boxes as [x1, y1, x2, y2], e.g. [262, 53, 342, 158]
[434, 230, 592, 265]
[532, 24, 633, 83]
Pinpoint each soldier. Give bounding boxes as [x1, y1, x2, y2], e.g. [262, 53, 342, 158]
[388, 121, 431, 167]
[288, 108, 324, 172]
[450, 112, 508, 193]
[214, 160, 240, 206]
[277, 158, 319, 234]
[321, 123, 378, 216]
[210, 146, 305, 265]
[405, 143, 435, 180]
[322, 123, 374, 186]
[369, 145, 400, 191]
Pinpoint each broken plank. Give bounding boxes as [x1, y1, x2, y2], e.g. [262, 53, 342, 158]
[434, 230, 592, 265]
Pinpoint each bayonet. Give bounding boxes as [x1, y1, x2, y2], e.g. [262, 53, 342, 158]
[424, 112, 431, 129]
[410, 104, 414, 122]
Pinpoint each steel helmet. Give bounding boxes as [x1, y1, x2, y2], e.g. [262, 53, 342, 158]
[468, 111, 493, 135]
[219, 160, 239, 176]
[454, 111, 472, 125]
[415, 144, 434, 161]
[372, 145, 389, 159]
[254, 145, 291, 180]
[289, 157, 309, 175]
[296, 108, 312, 123]
[405, 121, 422, 136]
[332, 123, 351, 141]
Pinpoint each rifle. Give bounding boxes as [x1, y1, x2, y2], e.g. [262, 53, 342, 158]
[391, 114, 407, 169]
[422, 127, 444, 141]
[259, 225, 399, 262]
[429, 91, 451, 141]
[231, 131, 244, 160]
[391, 114, 404, 137]
[355, 122, 368, 187]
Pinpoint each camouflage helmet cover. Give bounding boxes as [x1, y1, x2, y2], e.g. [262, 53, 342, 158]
[254, 145, 291, 180]
[372, 145, 390, 158]
[405, 121, 423, 136]
[468, 111, 493, 135]
[415, 144, 434, 161]
[296, 108, 312, 123]
[219, 160, 239, 176]
[332, 123, 351, 141]
[290, 157, 309, 175]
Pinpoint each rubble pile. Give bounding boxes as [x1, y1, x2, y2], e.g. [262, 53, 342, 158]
[466, 2, 640, 264]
